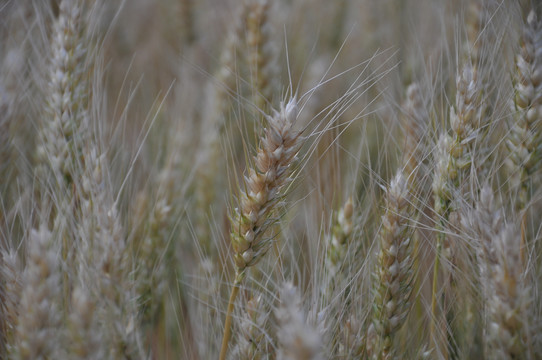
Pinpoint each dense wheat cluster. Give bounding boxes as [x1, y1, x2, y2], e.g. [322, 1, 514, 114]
[1, 0, 542, 359]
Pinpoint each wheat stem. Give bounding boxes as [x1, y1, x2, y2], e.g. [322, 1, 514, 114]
[219, 277, 241, 360]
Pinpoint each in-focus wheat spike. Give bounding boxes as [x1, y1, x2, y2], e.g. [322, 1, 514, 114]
[220, 98, 301, 360]
[232, 295, 269, 359]
[12, 225, 63, 360]
[35, 0, 88, 189]
[466, 186, 532, 359]
[230, 98, 301, 277]
[368, 171, 414, 360]
[275, 282, 323, 360]
[246, 0, 279, 111]
[507, 10, 542, 211]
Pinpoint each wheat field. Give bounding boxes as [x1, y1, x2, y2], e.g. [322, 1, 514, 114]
[0, 0, 541, 359]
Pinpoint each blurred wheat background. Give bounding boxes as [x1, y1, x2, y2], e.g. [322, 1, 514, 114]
[0, 0, 541, 359]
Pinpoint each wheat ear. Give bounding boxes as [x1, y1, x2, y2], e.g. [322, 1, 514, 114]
[468, 186, 532, 359]
[430, 63, 486, 356]
[36, 0, 88, 190]
[325, 196, 354, 284]
[367, 171, 414, 360]
[246, 0, 279, 111]
[231, 295, 269, 359]
[0, 248, 20, 357]
[507, 10, 542, 212]
[13, 226, 62, 359]
[402, 82, 428, 182]
[219, 98, 301, 360]
[275, 282, 323, 360]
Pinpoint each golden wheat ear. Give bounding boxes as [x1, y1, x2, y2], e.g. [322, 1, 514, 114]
[220, 97, 302, 360]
